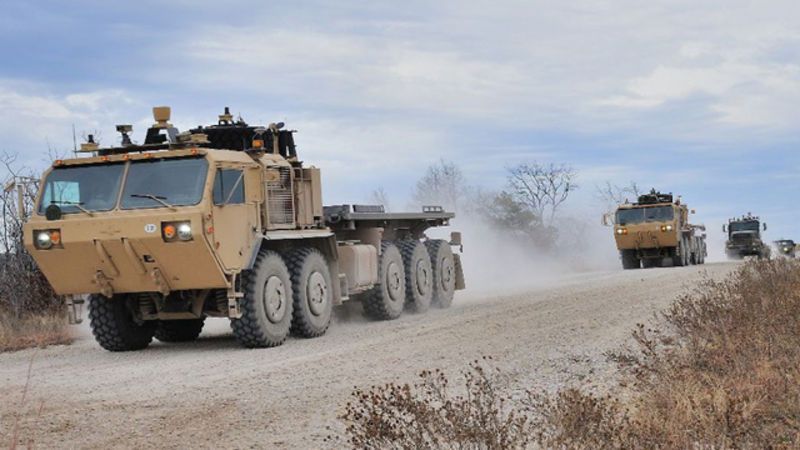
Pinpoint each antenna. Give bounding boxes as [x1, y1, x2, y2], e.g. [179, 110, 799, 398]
[72, 123, 78, 156]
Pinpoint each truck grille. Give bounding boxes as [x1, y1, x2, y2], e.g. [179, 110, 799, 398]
[266, 166, 294, 226]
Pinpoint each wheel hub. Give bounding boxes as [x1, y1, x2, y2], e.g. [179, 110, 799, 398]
[440, 257, 453, 289]
[415, 259, 430, 295]
[386, 261, 402, 302]
[307, 271, 328, 316]
[263, 276, 287, 323]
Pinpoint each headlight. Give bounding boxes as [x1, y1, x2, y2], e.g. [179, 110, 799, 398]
[784, 247, 790, 252]
[615, 228, 627, 235]
[162, 221, 193, 242]
[660, 224, 674, 232]
[34, 229, 62, 250]
[177, 223, 192, 241]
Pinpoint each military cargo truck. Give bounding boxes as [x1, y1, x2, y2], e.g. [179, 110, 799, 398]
[774, 239, 796, 259]
[604, 189, 706, 269]
[23, 107, 465, 351]
[723, 214, 769, 259]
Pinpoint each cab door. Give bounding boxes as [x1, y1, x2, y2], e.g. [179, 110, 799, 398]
[211, 165, 260, 271]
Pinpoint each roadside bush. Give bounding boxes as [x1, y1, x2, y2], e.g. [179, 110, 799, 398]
[340, 260, 800, 449]
[338, 358, 532, 449]
[1, 153, 69, 352]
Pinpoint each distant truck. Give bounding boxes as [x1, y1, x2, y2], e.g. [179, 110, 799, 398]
[724, 214, 769, 260]
[774, 239, 796, 259]
[23, 106, 465, 351]
[605, 189, 706, 270]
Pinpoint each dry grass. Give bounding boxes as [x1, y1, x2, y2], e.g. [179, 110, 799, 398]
[339, 259, 800, 449]
[0, 311, 72, 353]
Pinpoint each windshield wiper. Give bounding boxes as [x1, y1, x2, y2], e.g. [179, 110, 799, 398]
[51, 200, 94, 217]
[130, 193, 177, 211]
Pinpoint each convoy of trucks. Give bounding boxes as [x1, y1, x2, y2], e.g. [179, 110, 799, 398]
[15, 106, 791, 352]
[22, 107, 465, 351]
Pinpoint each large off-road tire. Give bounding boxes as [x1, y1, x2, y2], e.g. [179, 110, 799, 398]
[621, 250, 640, 270]
[363, 242, 406, 320]
[426, 239, 456, 308]
[672, 240, 687, 267]
[89, 294, 156, 352]
[287, 248, 333, 338]
[397, 240, 433, 314]
[231, 250, 293, 348]
[154, 318, 205, 343]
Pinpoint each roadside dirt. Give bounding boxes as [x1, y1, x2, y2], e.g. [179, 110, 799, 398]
[0, 262, 736, 449]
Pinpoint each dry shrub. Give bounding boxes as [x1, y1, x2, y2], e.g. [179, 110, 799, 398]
[341, 260, 800, 449]
[1, 152, 67, 353]
[0, 311, 72, 352]
[337, 357, 531, 449]
[535, 259, 800, 449]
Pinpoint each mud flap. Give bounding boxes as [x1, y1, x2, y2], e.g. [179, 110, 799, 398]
[453, 254, 466, 290]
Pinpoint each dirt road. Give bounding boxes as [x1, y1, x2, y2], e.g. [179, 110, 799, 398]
[0, 262, 735, 449]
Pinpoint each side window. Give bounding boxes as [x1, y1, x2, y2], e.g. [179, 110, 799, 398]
[213, 168, 245, 205]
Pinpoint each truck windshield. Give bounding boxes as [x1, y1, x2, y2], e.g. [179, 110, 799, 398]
[121, 158, 208, 209]
[729, 221, 759, 232]
[38, 163, 125, 214]
[615, 206, 674, 225]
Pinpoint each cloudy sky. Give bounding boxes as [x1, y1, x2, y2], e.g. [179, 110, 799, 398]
[1, 1, 799, 249]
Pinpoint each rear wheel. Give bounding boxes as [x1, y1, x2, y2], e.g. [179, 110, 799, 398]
[621, 250, 640, 270]
[231, 250, 293, 348]
[154, 318, 205, 342]
[89, 294, 156, 352]
[363, 242, 406, 320]
[398, 240, 433, 314]
[287, 248, 333, 338]
[425, 240, 456, 308]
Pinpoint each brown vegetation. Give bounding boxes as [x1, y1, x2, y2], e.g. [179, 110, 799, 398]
[340, 259, 800, 449]
[0, 311, 72, 352]
[1, 152, 70, 352]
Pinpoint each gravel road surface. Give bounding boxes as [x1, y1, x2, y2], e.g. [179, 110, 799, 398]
[0, 262, 735, 449]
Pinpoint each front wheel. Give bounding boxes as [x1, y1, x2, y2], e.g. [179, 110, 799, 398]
[231, 250, 293, 348]
[89, 294, 156, 352]
[621, 250, 640, 270]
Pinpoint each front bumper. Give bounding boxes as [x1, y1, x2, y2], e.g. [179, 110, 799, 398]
[24, 211, 227, 296]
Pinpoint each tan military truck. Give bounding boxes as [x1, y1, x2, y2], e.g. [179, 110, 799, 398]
[604, 189, 706, 269]
[23, 107, 465, 351]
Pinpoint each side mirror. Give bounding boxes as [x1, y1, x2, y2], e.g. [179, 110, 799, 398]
[601, 213, 611, 227]
[763, 223, 768, 231]
[722, 224, 727, 233]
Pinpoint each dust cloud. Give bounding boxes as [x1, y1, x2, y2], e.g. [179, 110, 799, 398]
[427, 213, 619, 299]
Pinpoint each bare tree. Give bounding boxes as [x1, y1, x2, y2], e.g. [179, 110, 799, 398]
[507, 163, 577, 227]
[595, 181, 641, 206]
[0, 152, 59, 318]
[369, 187, 391, 212]
[411, 160, 465, 213]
